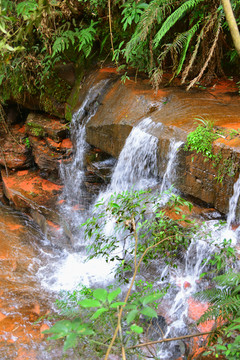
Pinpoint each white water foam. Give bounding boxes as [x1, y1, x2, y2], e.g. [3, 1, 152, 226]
[96, 117, 160, 205]
[227, 174, 240, 228]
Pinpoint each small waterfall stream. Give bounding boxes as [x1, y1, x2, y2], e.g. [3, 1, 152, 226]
[227, 174, 240, 228]
[2, 79, 239, 359]
[59, 79, 111, 232]
[38, 86, 239, 357]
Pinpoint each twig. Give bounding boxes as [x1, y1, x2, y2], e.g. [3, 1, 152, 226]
[104, 234, 175, 360]
[127, 331, 214, 349]
[108, 0, 116, 65]
[187, 23, 221, 91]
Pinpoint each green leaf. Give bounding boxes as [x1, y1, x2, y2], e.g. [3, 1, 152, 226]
[130, 324, 143, 334]
[127, 309, 138, 324]
[76, 325, 94, 336]
[91, 308, 108, 319]
[140, 306, 158, 318]
[63, 333, 78, 352]
[109, 302, 125, 308]
[108, 288, 121, 303]
[78, 299, 101, 308]
[93, 288, 108, 302]
[141, 293, 164, 306]
[43, 320, 72, 335]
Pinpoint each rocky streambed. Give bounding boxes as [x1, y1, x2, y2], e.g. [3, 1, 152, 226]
[0, 68, 239, 359]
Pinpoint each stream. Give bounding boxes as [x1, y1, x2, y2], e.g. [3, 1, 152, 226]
[0, 81, 240, 359]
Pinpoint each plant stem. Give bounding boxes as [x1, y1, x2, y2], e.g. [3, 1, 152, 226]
[127, 331, 214, 349]
[104, 235, 174, 359]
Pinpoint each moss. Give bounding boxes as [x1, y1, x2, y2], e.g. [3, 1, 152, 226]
[27, 122, 46, 137]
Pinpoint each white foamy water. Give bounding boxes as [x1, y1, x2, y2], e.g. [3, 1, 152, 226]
[227, 174, 240, 228]
[39, 252, 116, 292]
[60, 79, 110, 228]
[96, 118, 160, 205]
[160, 140, 183, 194]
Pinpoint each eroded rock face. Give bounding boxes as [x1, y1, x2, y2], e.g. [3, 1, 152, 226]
[0, 124, 32, 170]
[84, 71, 240, 215]
[1, 169, 62, 224]
[26, 113, 68, 142]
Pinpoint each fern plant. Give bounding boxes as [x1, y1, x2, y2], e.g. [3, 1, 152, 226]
[196, 271, 240, 359]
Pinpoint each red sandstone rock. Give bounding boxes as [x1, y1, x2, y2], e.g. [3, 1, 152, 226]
[188, 297, 215, 333]
[1, 169, 62, 223]
[183, 281, 191, 289]
[0, 126, 31, 169]
[40, 323, 50, 339]
[26, 113, 68, 142]
[29, 136, 62, 173]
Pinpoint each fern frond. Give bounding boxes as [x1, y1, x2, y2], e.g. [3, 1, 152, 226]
[52, 30, 76, 57]
[125, 0, 174, 60]
[214, 271, 240, 288]
[76, 20, 98, 58]
[174, 21, 200, 77]
[195, 270, 240, 324]
[153, 0, 203, 48]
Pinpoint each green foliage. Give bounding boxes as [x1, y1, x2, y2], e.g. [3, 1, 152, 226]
[201, 237, 236, 277]
[16, 0, 38, 19]
[153, 0, 203, 48]
[196, 271, 240, 359]
[184, 117, 220, 160]
[83, 189, 195, 279]
[121, 1, 148, 31]
[44, 189, 196, 357]
[0, 0, 239, 106]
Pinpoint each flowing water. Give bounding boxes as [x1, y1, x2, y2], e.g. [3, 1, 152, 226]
[1, 80, 240, 359]
[227, 174, 240, 228]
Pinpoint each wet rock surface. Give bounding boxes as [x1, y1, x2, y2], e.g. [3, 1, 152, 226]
[0, 204, 52, 360]
[0, 124, 32, 170]
[84, 71, 240, 215]
[26, 113, 68, 142]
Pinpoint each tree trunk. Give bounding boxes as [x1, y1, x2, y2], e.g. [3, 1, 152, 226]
[221, 0, 240, 56]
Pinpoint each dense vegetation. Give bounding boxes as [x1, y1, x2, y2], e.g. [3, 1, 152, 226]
[0, 0, 239, 108]
[44, 189, 240, 359]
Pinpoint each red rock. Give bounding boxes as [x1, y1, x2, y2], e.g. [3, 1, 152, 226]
[46, 137, 61, 151]
[26, 113, 68, 142]
[16, 347, 37, 360]
[183, 281, 191, 289]
[1, 169, 62, 223]
[0, 312, 6, 322]
[18, 170, 29, 176]
[188, 297, 215, 333]
[31, 303, 40, 316]
[57, 199, 65, 204]
[46, 220, 60, 230]
[29, 136, 62, 172]
[40, 324, 50, 339]
[60, 138, 73, 152]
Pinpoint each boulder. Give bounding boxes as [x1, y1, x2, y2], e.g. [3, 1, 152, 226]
[1, 169, 62, 224]
[83, 70, 240, 215]
[26, 113, 68, 142]
[0, 124, 32, 170]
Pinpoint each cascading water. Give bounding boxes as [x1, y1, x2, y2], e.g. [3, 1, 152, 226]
[227, 174, 240, 228]
[154, 179, 240, 359]
[59, 79, 111, 233]
[96, 117, 160, 204]
[36, 83, 239, 358]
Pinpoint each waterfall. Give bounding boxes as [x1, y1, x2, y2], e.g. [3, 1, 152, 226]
[59, 79, 110, 231]
[227, 174, 240, 228]
[97, 117, 160, 203]
[159, 140, 183, 205]
[36, 84, 239, 359]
